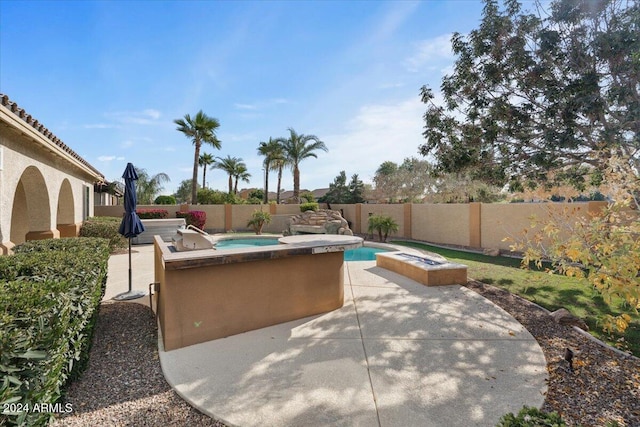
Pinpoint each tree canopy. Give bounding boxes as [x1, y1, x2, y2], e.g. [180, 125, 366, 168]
[275, 128, 327, 203]
[420, 0, 640, 189]
[174, 111, 221, 203]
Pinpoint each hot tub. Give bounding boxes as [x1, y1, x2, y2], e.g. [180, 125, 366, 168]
[154, 234, 362, 350]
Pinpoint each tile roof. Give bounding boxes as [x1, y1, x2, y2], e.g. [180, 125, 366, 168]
[0, 93, 105, 181]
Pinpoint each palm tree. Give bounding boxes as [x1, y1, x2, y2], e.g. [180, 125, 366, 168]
[233, 163, 251, 194]
[174, 111, 221, 204]
[134, 168, 171, 204]
[257, 138, 285, 203]
[199, 153, 215, 189]
[275, 128, 327, 203]
[273, 156, 287, 204]
[212, 155, 242, 194]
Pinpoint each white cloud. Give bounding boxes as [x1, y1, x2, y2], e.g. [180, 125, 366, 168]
[84, 123, 116, 129]
[105, 109, 162, 125]
[234, 103, 258, 110]
[97, 155, 125, 162]
[143, 109, 161, 120]
[233, 98, 292, 112]
[310, 97, 427, 187]
[404, 33, 455, 73]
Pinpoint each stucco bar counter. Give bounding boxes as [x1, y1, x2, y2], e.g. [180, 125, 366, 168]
[154, 234, 362, 351]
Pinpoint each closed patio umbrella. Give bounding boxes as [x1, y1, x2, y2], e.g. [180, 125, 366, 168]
[114, 162, 147, 301]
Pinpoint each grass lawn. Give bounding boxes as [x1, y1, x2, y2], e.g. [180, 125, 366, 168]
[391, 240, 639, 357]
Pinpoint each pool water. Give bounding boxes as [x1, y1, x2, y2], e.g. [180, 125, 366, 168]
[215, 238, 388, 261]
[344, 247, 387, 261]
[215, 238, 280, 249]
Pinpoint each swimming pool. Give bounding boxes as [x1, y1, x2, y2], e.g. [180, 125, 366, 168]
[215, 238, 388, 261]
[215, 238, 280, 249]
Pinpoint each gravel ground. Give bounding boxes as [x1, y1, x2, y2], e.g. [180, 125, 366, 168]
[51, 302, 226, 427]
[52, 284, 639, 427]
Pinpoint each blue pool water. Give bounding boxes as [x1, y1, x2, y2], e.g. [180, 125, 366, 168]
[215, 238, 388, 261]
[343, 246, 388, 261]
[215, 238, 280, 249]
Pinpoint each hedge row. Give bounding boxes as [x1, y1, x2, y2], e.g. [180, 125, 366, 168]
[136, 209, 169, 219]
[0, 238, 110, 426]
[79, 217, 127, 252]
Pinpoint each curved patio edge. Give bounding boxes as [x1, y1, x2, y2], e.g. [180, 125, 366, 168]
[158, 259, 548, 427]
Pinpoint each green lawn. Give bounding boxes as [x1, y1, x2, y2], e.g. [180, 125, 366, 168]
[391, 240, 639, 357]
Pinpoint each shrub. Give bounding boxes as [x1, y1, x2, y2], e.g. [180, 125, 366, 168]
[247, 210, 272, 235]
[197, 188, 228, 204]
[300, 191, 315, 203]
[136, 209, 169, 219]
[496, 406, 566, 426]
[79, 217, 127, 252]
[0, 238, 110, 427]
[154, 195, 176, 204]
[300, 202, 318, 212]
[367, 214, 399, 242]
[246, 197, 263, 204]
[176, 210, 206, 230]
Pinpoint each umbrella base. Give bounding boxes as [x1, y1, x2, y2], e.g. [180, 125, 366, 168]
[113, 290, 147, 301]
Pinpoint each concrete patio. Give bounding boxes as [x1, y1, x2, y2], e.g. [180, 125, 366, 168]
[105, 244, 547, 427]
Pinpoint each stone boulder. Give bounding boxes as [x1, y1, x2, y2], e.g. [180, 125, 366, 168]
[286, 209, 353, 236]
[550, 308, 589, 331]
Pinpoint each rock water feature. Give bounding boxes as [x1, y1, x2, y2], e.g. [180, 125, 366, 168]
[285, 209, 353, 236]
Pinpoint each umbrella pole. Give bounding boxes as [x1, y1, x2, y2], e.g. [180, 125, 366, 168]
[128, 237, 133, 292]
[114, 236, 147, 301]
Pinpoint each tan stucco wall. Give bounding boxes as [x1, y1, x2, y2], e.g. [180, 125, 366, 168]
[94, 202, 622, 253]
[156, 242, 344, 351]
[412, 204, 470, 247]
[1, 123, 97, 250]
[480, 202, 598, 251]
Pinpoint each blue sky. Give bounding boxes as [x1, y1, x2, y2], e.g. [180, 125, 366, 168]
[1, 0, 488, 195]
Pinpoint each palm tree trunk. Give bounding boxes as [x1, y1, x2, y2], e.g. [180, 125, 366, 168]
[234, 177, 238, 194]
[293, 165, 300, 203]
[202, 166, 206, 189]
[264, 161, 270, 204]
[228, 175, 233, 194]
[276, 166, 283, 204]
[192, 141, 201, 204]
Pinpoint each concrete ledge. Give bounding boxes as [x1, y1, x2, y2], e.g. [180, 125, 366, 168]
[376, 251, 467, 286]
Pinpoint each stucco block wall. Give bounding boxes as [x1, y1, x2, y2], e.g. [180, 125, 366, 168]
[274, 205, 303, 215]
[156, 243, 344, 350]
[93, 201, 619, 253]
[412, 204, 470, 247]
[481, 202, 596, 251]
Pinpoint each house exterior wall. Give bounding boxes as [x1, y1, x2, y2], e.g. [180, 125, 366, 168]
[0, 97, 104, 254]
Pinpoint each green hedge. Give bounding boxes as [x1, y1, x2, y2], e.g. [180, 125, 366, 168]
[0, 238, 110, 427]
[300, 202, 318, 212]
[154, 195, 176, 205]
[79, 217, 127, 252]
[136, 209, 169, 219]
